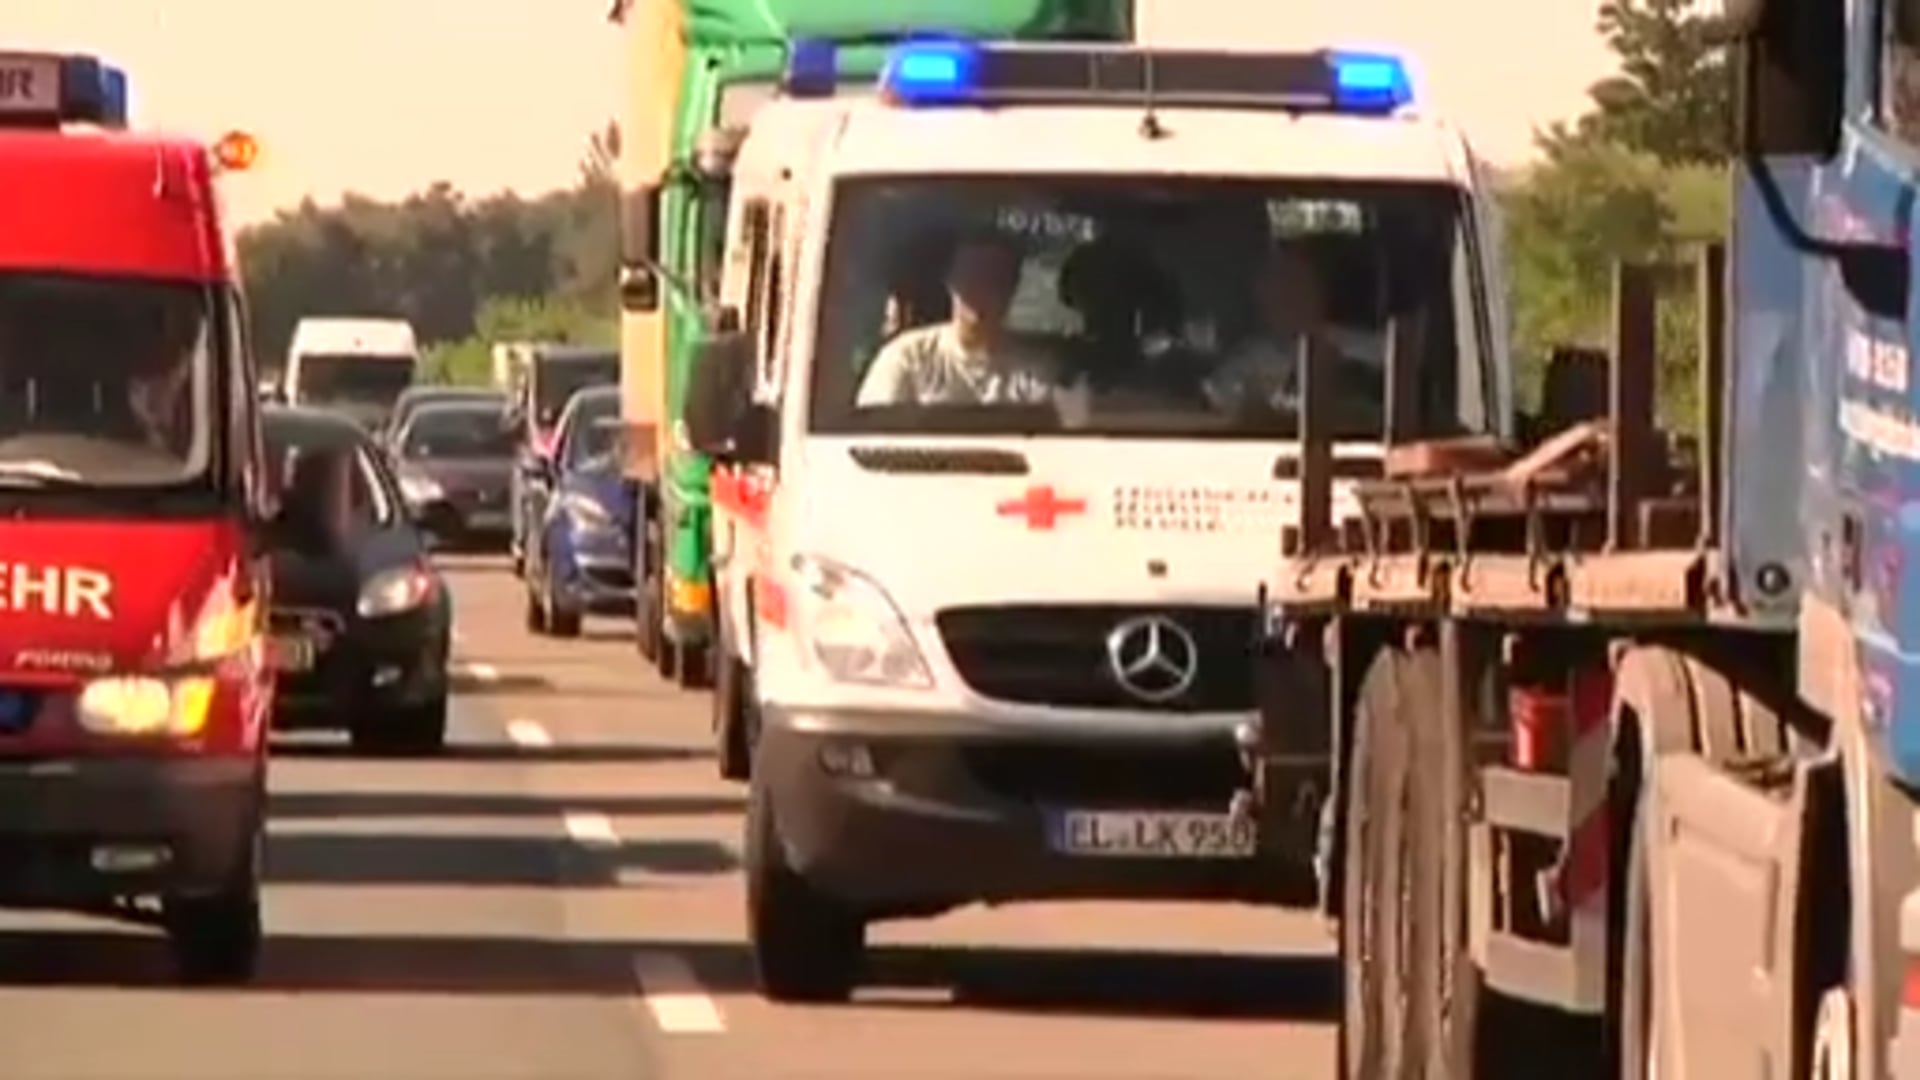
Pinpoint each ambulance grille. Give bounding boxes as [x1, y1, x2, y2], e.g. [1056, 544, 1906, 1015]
[935, 604, 1258, 712]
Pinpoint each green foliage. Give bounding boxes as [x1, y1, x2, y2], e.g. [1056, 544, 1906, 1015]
[237, 128, 619, 376]
[421, 295, 619, 386]
[1501, 0, 1734, 431]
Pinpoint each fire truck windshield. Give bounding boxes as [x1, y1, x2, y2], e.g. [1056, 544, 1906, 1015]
[0, 271, 214, 488]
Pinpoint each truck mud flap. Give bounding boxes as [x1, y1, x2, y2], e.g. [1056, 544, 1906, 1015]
[1644, 753, 1808, 1076]
[1474, 765, 1608, 1011]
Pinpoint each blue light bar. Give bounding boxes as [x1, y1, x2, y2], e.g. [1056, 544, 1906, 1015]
[0, 52, 127, 129]
[1328, 51, 1411, 114]
[875, 42, 1415, 116]
[879, 40, 981, 105]
[783, 38, 837, 98]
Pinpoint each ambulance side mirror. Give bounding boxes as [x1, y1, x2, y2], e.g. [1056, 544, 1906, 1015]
[684, 329, 768, 462]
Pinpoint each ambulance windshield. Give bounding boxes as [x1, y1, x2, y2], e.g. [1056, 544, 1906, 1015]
[0, 272, 214, 488]
[809, 176, 1492, 441]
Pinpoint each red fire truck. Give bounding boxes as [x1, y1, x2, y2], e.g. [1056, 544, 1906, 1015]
[0, 50, 274, 983]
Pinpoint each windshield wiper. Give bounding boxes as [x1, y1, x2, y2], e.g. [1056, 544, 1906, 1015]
[0, 460, 90, 488]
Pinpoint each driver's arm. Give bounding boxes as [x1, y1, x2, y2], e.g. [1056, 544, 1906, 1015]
[855, 332, 927, 406]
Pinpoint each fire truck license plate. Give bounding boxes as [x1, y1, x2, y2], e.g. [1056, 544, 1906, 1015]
[269, 634, 317, 673]
[1052, 810, 1257, 859]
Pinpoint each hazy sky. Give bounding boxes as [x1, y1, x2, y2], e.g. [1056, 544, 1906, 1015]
[13, 1, 1614, 226]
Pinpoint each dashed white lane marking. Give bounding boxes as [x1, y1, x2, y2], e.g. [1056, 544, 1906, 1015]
[563, 810, 620, 850]
[633, 952, 725, 1033]
[506, 719, 552, 748]
[463, 661, 500, 682]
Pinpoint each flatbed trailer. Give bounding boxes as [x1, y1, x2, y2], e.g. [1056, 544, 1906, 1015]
[1254, 248, 1836, 1076]
[1248, 0, 1920, 1072]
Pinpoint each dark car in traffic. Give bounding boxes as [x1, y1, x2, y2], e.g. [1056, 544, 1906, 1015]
[389, 399, 516, 550]
[264, 407, 453, 754]
[507, 346, 618, 571]
[525, 385, 637, 636]
[383, 385, 505, 447]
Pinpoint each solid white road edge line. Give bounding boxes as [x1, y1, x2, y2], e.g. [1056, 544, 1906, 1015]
[563, 810, 620, 849]
[632, 952, 725, 1033]
[506, 719, 552, 748]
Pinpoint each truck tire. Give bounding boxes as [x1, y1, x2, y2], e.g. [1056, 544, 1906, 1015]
[676, 641, 713, 691]
[165, 830, 264, 985]
[636, 515, 664, 663]
[745, 778, 865, 1002]
[1402, 643, 1490, 1076]
[1340, 647, 1416, 1079]
[635, 576, 663, 662]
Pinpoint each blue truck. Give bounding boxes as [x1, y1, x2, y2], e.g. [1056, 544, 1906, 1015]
[1253, 0, 1920, 1074]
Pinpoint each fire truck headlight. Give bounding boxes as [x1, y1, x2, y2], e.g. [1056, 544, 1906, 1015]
[77, 676, 214, 736]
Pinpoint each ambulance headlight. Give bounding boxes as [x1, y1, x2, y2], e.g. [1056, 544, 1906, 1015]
[77, 677, 214, 737]
[789, 554, 930, 688]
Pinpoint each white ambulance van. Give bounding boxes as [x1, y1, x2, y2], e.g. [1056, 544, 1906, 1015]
[683, 39, 1514, 1001]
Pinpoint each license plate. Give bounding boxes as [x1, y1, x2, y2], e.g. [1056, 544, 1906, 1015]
[467, 510, 510, 529]
[1051, 810, 1258, 859]
[269, 634, 317, 673]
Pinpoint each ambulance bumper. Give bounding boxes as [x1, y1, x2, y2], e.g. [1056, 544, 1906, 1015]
[0, 756, 262, 906]
[756, 705, 1321, 915]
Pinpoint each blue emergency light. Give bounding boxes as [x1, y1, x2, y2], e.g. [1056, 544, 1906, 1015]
[783, 38, 839, 98]
[0, 53, 128, 129]
[876, 40, 1414, 115]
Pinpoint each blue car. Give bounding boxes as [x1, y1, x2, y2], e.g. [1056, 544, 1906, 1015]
[524, 386, 636, 637]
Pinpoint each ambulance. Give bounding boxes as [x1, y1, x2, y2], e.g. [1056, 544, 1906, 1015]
[683, 39, 1514, 999]
[0, 51, 274, 983]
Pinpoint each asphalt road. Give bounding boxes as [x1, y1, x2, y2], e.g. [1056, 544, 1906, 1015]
[0, 555, 1337, 1080]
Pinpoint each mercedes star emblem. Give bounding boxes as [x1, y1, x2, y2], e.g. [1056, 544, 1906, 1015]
[1104, 614, 1200, 703]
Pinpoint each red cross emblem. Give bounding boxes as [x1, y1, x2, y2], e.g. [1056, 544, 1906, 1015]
[996, 484, 1087, 530]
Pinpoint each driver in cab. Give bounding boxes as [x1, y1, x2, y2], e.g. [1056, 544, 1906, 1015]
[1201, 240, 1383, 427]
[856, 229, 1059, 406]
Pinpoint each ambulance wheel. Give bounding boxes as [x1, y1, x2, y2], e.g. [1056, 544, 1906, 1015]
[524, 584, 548, 634]
[713, 619, 753, 781]
[165, 840, 263, 985]
[745, 779, 865, 1002]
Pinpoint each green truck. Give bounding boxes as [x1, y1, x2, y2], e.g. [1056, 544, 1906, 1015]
[610, 0, 1134, 687]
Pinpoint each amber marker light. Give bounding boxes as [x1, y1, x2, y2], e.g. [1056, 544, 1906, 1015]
[211, 130, 259, 172]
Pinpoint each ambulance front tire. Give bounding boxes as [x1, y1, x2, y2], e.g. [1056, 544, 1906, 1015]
[164, 830, 264, 985]
[745, 779, 865, 1002]
[713, 617, 754, 781]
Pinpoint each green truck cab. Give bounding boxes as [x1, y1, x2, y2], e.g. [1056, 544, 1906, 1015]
[611, 0, 1134, 687]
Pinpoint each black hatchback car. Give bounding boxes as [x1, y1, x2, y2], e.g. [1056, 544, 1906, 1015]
[389, 399, 516, 550]
[264, 407, 454, 754]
